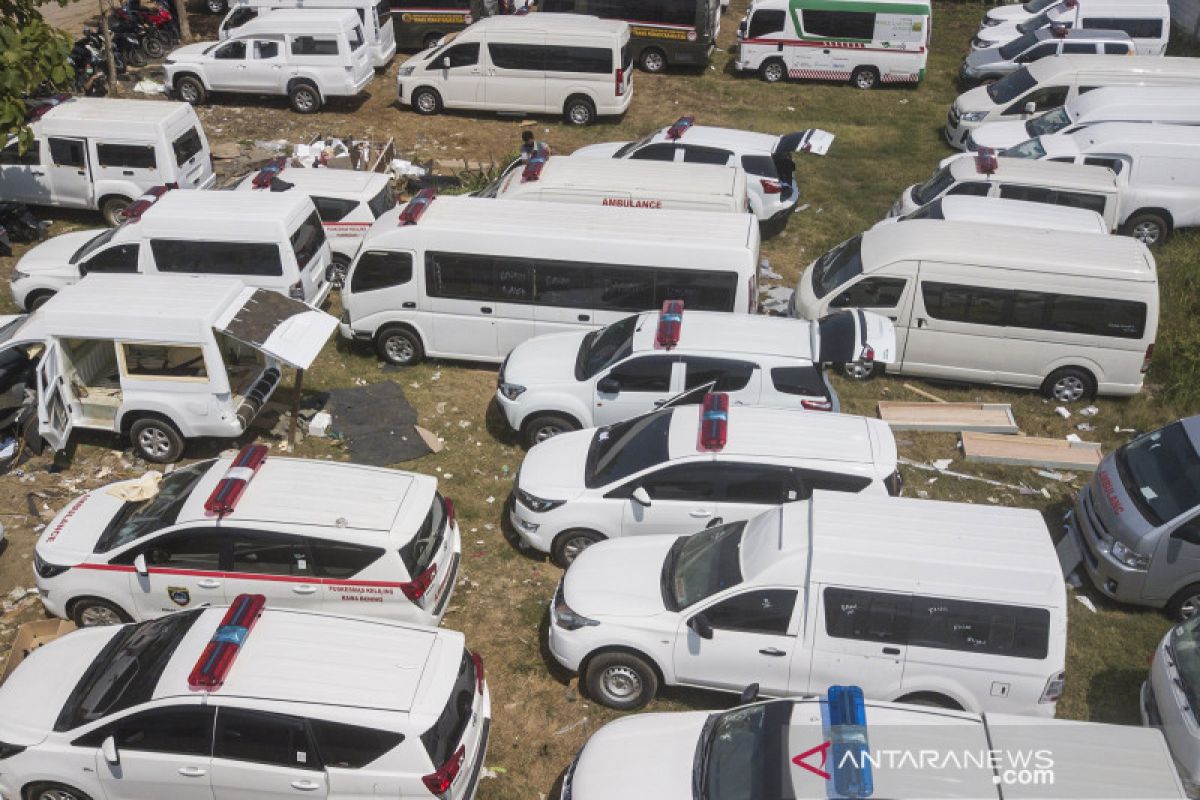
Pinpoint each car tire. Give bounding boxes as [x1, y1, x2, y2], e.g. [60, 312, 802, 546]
[760, 58, 786, 84]
[25, 290, 55, 313]
[412, 87, 442, 116]
[99, 195, 133, 227]
[375, 326, 423, 366]
[1122, 211, 1170, 246]
[1167, 584, 1200, 621]
[328, 254, 351, 289]
[639, 48, 667, 73]
[564, 96, 596, 126]
[839, 361, 880, 381]
[143, 34, 167, 59]
[69, 597, 132, 628]
[288, 82, 322, 114]
[1041, 367, 1096, 404]
[851, 66, 880, 90]
[129, 416, 185, 463]
[24, 783, 96, 800]
[584, 651, 658, 710]
[551, 529, 604, 567]
[522, 413, 579, 449]
[174, 74, 207, 105]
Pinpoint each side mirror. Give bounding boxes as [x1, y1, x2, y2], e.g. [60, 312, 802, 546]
[133, 552, 148, 577]
[101, 735, 120, 765]
[1023, 101, 1036, 115]
[630, 486, 651, 507]
[596, 376, 620, 395]
[738, 683, 760, 705]
[688, 613, 714, 640]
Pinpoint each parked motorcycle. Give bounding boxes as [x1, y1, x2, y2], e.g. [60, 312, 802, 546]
[0, 203, 49, 258]
[69, 31, 111, 96]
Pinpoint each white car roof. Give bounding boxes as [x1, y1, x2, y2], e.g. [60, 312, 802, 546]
[236, 7, 360, 32]
[948, 154, 1119, 191]
[744, 492, 1063, 609]
[924, 195, 1108, 233]
[141, 188, 313, 225]
[666, 406, 893, 468]
[177, 454, 436, 539]
[32, 98, 196, 137]
[1067, 84, 1200, 117]
[1025, 54, 1200, 83]
[630, 310, 814, 360]
[1063, 119, 1200, 149]
[470, 13, 627, 35]
[649, 124, 780, 154]
[505, 156, 744, 198]
[235, 167, 390, 197]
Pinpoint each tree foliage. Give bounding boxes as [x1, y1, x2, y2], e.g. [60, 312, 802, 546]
[1, 0, 75, 151]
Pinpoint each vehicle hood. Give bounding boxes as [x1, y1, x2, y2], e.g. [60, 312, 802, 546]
[1087, 457, 1155, 547]
[570, 142, 627, 159]
[0, 626, 117, 746]
[956, 84, 994, 114]
[971, 119, 1035, 150]
[964, 47, 1005, 70]
[167, 42, 214, 63]
[564, 536, 677, 618]
[36, 487, 128, 566]
[936, 151, 973, 169]
[985, 5, 1031, 24]
[1032, 134, 1079, 159]
[15, 230, 97, 277]
[516, 428, 590, 500]
[975, 24, 1017, 48]
[568, 711, 709, 800]
[502, 330, 586, 387]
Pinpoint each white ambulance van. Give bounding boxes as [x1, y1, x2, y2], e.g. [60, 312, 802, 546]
[734, 0, 932, 88]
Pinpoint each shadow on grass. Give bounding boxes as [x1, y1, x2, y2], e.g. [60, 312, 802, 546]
[1085, 666, 1148, 724]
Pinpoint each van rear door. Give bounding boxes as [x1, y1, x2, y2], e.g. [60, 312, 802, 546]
[36, 341, 76, 451]
[214, 288, 338, 368]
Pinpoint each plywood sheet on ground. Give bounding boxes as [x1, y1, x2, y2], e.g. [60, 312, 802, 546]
[961, 432, 1102, 471]
[877, 402, 1019, 433]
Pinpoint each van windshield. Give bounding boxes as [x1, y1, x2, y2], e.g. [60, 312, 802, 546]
[987, 67, 1037, 103]
[1115, 422, 1200, 526]
[1171, 616, 1200, 724]
[695, 701, 791, 800]
[663, 520, 746, 611]
[70, 228, 120, 265]
[291, 211, 327, 270]
[1002, 137, 1047, 159]
[810, 235, 865, 299]
[576, 315, 637, 380]
[615, 132, 659, 159]
[911, 166, 956, 206]
[1026, 106, 1072, 136]
[584, 410, 672, 489]
[94, 460, 214, 552]
[999, 31, 1040, 60]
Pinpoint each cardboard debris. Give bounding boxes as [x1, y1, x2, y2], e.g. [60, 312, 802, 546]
[961, 432, 1102, 471]
[106, 471, 162, 501]
[1, 620, 76, 684]
[877, 401, 1018, 433]
[415, 425, 444, 453]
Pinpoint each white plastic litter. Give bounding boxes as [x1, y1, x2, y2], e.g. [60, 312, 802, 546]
[1054, 406, 1071, 418]
[1065, 433, 1082, 443]
[133, 79, 167, 94]
[388, 159, 427, 179]
[1075, 595, 1097, 613]
[1079, 405, 1099, 417]
[931, 459, 953, 471]
[308, 411, 332, 438]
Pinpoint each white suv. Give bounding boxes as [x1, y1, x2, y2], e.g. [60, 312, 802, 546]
[0, 595, 491, 800]
[571, 116, 817, 228]
[33, 445, 461, 628]
[497, 304, 895, 448]
[509, 396, 899, 565]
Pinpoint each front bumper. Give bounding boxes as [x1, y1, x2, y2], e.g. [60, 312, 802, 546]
[494, 389, 523, 432]
[546, 594, 589, 672]
[509, 497, 555, 553]
[1067, 500, 1152, 607]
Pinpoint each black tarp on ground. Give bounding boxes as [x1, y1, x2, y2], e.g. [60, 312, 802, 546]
[324, 380, 431, 465]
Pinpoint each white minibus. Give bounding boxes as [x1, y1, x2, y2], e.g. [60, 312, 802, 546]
[339, 190, 761, 365]
[219, 0, 396, 68]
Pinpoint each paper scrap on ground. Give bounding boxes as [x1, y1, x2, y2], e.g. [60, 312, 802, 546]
[1075, 595, 1098, 613]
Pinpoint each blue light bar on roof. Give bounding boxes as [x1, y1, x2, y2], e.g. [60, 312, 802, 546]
[828, 685, 873, 799]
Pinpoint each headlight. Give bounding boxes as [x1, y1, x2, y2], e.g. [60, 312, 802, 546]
[1110, 540, 1151, 571]
[960, 111, 989, 123]
[554, 582, 599, 631]
[516, 487, 563, 513]
[33, 550, 69, 579]
[397, 65, 415, 77]
[498, 382, 526, 401]
[11, 270, 28, 282]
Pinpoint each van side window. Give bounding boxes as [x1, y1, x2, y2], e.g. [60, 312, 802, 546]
[628, 143, 678, 161]
[83, 243, 139, 274]
[823, 587, 910, 643]
[215, 40, 246, 59]
[796, 467, 872, 495]
[1052, 189, 1107, 214]
[908, 596, 1050, 659]
[546, 45, 612, 73]
[254, 40, 280, 59]
[682, 146, 731, 166]
[311, 196, 360, 222]
[1082, 156, 1123, 174]
[351, 251, 413, 293]
[1103, 42, 1132, 54]
[704, 589, 797, 635]
[308, 720, 405, 769]
[681, 356, 755, 392]
[131, 530, 225, 569]
[71, 706, 215, 755]
[150, 240, 284, 276]
[1061, 42, 1095, 54]
[639, 462, 720, 501]
[998, 184, 1053, 204]
[97, 143, 157, 170]
[770, 365, 828, 397]
[0, 141, 41, 166]
[292, 36, 339, 56]
[215, 708, 320, 770]
[800, 9, 875, 39]
[654, 269, 737, 309]
[1083, 17, 1162, 38]
[921, 282, 1009, 326]
[434, 42, 479, 68]
[1016, 42, 1056, 62]
[121, 343, 208, 379]
[488, 43, 546, 71]
[606, 355, 673, 392]
[747, 8, 787, 38]
[1003, 85, 1067, 115]
[831, 277, 906, 309]
[945, 181, 990, 197]
[1010, 290, 1146, 338]
[48, 137, 85, 168]
[723, 464, 798, 505]
[307, 541, 385, 579]
[229, 530, 312, 576]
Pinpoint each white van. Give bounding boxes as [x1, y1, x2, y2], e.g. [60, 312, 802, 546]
[477, 155, 750, 217]
[339, 191, 761, 365]
[944, 55, 1200, 149]
[0, 275, 337, 462]
[0, 98, 214, 227]
[11, 187, 332, 310]
[998, 122, 1200, 245]
[548, 491, 1067, 714]
[973, 0, 1171, 55]
[791, 220, 1159, 402]
[733, 0, 931, 89]
[395, 14, 633, 125]
[219, 0, 396, 68]
[164, 9, 374, 114]
[890, 154, 1121, 228]
[874, 194, 1109, 234]
[968, 85, 1200, 152]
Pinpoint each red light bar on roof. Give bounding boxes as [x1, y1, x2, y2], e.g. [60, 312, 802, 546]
[699, 392, 729, 451]
[656, 299, 684, 350]
[188, 593, 266, 691]
[120, 184, 174, 222]
[666, 115, 695, 140]
[28, 93, 72, 120]
[204, 444, 268, 517]
[975, 147, 998, 175]
[251, 156, 289, 189]
[521, 149, 550, 182]
[1049, 22, 1069, 37]
[398, 189, 436, 226]
[1063, 0, 1077, 7]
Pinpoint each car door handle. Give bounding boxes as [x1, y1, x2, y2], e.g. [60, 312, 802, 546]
[689, 509, 712, 518]
[882, 646, 901, 656]
[578, 314, 590, 322]
[402, 301, 417, 308]
[916, 318, 928, 328]
[178, 767, 207, 778]
[291, 780, 321, 791]
[292, 584, 318, 595]
[31, 170, 44, 176]
[653, 399, 668, 407]
[480, 306, 492, 314]
[197, 579, 222, 589]
[236, 64, 247, 69]
[887, 315, 898, 322]
[122, 170, 134, 176]
[759, 647, 787, 657]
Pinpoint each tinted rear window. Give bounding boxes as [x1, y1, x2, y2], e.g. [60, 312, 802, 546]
[173, 128, 204, 166]
[151, 239, 283, 276]
[290, 211, 327, 269]
[420, 649, 476, 767]
[311, 719, 405, 768]
[400, 494, 448, 577]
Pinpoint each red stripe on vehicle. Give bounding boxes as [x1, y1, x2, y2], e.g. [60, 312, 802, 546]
[75, 563, 409, 588]
[740, 38, 926, 54]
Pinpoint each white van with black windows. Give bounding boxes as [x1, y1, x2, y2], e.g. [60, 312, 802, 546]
[0, 98, 214, 226]
[972, 0, 1170, 55]
[339, 191, 761, 366]
[219, 0, 396, 68]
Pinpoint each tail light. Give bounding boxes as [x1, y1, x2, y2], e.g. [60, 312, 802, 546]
[1142, 343, 1154, 374]
[615, 67, 624, 96]
[471, 650, 485, 693]
[1040, 671, 1065, 704]
[759, 178, 782, 195]
[400, 563, 438, 602]
[444, 496, 456, 529]
[860, 345, 875, 362]
[289, 281, 305, 300]
[801, 398, 833, 411]
[422, 745, 466, 797]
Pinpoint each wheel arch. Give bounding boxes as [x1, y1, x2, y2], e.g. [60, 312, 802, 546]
[512, 400, 588, 433]
[117, 407, 191, 438]
[580, 644, 670, 688]
[64, 592, 137, 623]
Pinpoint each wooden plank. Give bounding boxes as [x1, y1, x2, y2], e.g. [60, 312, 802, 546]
[961, 432, 1103, 471]
[877, 402, 1019, 434]
[903, 383, 948, 403]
